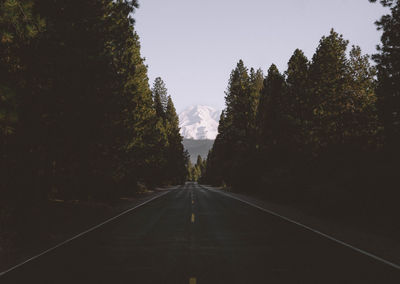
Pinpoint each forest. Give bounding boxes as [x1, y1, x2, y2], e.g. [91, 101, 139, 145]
[0, 0, 187, 242]
[0, 0, 399, 278]
[203, 0, 399, 225]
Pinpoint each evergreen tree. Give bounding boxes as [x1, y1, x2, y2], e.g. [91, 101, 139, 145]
[248, 68, 264, 140]
[165, 96, 186, 184]
[152, 77, 168, 120]
[0, 0, 47, 201]
[308, 29, 350, 151]
[345, 45, 379, 146]
[285, 49, 311, 153]
[186, 159, 193, 181]
[0, 0, 185, 204]
[203, 111, 227, 185]
[196, 155, 204, 172]
[257, 64, 286, 152]
[203, 61, 263, 188]
[223, 60, 258, 187]
[195, 155, 206, 181]
[120, 31, 169, 189]
[370, 0, 400, 151]
[224, 60, 250, 142]
[307, 30, 378, 155]
[285, 49, 310, 124]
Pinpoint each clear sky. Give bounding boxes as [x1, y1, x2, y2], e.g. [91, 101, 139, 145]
[134, 0, 388, 112]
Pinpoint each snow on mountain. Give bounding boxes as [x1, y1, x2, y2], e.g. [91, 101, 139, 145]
[179, 105, 221, 140]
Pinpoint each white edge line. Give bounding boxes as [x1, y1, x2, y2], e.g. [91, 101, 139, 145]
[0, 188, 173, 277]
[205, 186, 400, 271]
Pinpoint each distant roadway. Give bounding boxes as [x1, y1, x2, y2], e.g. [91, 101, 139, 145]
[1, 182, 399, 283]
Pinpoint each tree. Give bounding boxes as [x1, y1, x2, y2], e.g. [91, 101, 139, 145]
[257, 64, 286, 152]
[202, 61, 265, 188]
[0, 0, 185, 204]
[306, 29, 379, 157]
[0, 0, 46, 201]
[307, 29, 350, 152]
[370, 0, 400, 151]
[203, 111, 228, 185]
[165, 96, 186, 184]
[247, 68, 264, 141]
[285, 49, 310, 123]
[152, 77, 168, 120]
[186, 159, 194, 181]
[345, 45, 379, 147]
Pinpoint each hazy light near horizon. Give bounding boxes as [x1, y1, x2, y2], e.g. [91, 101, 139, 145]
[135, 0, 388, 112]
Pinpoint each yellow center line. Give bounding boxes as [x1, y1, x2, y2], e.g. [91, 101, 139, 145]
[189, 277, 196, 284]
[191, 213, 195, 223]
[192, 199, 194, 204]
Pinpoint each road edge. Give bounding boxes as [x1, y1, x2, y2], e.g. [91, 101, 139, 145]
[0, 186, 176, 277]
[202, 185, 400, 271]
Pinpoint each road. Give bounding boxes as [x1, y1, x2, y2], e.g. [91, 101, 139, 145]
[1, 182, 399, 283]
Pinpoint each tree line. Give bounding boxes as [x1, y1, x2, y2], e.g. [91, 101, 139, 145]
[203, 0, 400, 220]
[0, 0, 187, 210]
[187, 155, 206, 182]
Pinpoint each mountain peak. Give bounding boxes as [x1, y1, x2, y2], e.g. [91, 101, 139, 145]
[179, 105, 221, 140]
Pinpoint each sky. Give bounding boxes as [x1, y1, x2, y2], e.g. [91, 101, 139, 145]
[134, 0, 388, 113]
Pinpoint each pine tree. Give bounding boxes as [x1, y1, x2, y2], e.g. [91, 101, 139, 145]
[152, 77, 168, 120]
[224, 60, 250, 142]
[195, 155, 206, 180]
[165, 95, 186, 184]
[120, 31, 169, 189]
[284, 49, 311, 154]
[203, 61, 264, 188]
[248, 68, 264, 140]
[0, 0, 46, 201]
[186, 159, 193, 181]
[345, 45, 378, 146]
[0, 0, 186, 202]
[308, 29, 350, 151]
[285, 49, 310, 124]
[306, 29, 379, 155]
[223, 60, 257, 187]
[370, 0, 400, 151]
[257, 64, 286, 152]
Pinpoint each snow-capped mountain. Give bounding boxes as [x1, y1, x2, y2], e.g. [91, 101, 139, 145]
[179, 105, 221, 140]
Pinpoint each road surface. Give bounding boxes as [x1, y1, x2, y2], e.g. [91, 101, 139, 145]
[1, 182, 399, 283]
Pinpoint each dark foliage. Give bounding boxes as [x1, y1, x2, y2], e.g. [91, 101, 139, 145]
[203, 26, 399, 225]
[0, 0, 186, 211]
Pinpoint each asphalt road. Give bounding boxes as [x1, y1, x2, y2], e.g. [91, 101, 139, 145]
[1, 182, 399, 283]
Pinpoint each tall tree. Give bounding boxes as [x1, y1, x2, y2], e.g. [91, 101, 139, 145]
[284, 49, 311, 154]
[345, 45, 379, 147]
[285, 49, 310, 124]
[0, 0, 186, 203]
[223, 60, 253, 186]
[152, 77, 168, 120]
[248, 68, 264, 140]
[165, 95, 186, 184]
[370, 0, 400, 151]
[308, 29, 350, 152]
[257, 64, 286, 152]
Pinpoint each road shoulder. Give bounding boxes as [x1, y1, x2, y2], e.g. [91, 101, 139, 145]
[202, 185, 400, 268]
[0, 186, 175, 273]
